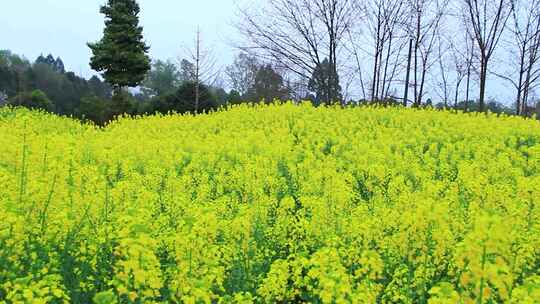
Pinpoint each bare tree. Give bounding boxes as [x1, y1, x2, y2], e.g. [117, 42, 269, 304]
[462, 29, 476, 111]
[379, 3, 409, 102]
[182, 28, 220, 112]
[407, 0, 449, 106]
[493, 0, 540, 115]
[434, 30, 450, 107]
[450, 40, 470, 108]
[225, 53, 259, 97]
[237, 0, 358, 104]
[437, 17, 474, 110]
[404, 38, 414, 105]
[434, 32, 471, 109]
[344, 26, 369, 100]
[356, 0, 408, 102]
[462, 0, 512, 112]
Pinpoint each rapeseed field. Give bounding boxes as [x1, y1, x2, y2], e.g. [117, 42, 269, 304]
[0, 103, 539, 303]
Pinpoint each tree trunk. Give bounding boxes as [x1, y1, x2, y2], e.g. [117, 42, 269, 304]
[414, 43, 419, 106]
[380, 35, 393, 101]
[195, 29, 201, 113]
[413, 13, 421, 107]
[454, 78, 463, 110]
[479, 60, 487, 112]
[465, 59, 471, 112]
[404, 39, 413, 106]
[516, 46, 527, 115]
[375, 44, 384, 101]
[418, 62, 428, 106]
[371, 14, 382, 102]
[516, 72, 524, 116]
[371, 42, 379, 101]
[523, 65, 533, 115]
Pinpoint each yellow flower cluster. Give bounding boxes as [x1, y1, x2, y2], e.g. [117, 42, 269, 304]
[0, 103, 539, 303]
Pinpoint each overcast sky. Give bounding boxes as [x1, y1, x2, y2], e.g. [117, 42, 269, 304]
[0, 0, 246, 78]
[1, 0, 514, 102]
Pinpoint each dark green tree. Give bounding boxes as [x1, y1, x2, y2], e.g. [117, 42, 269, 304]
[141, 59, 180, 97]
[110, 90, 135, 116]
[179, 59, 196, 83]
[45, 54, 56, 66]
[88, 76, 113, 100]
[1, 50, 31, 96]
[54, 57, 65, 73]
[226, 90, 242, 105]
[36, 54, 56, 66]
[88, 0, 150, 92]
[1, 49, 114, 122]
[29, 63, 64, 111]
[245, 65, 289, 103]
[171, 81, 217, 113]
[308, 58, 342, 106]
[210, 86, 228, 105]
[77, 95, 110, 125]
[35, 54, 65, 73]
[35, 55, 47, 65]
[8, 90, 54, 111]
[0, 56, 17, 97]
[150, 81, 217, 114]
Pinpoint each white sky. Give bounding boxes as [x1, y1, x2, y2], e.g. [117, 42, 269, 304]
[0, 0, 514, 103]
[0, 0, 246, 78]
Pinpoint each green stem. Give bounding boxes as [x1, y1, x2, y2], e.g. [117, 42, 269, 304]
[477, 244, 487, 304]
[40, 173, 58, 236]
[18, 127, 28, 206]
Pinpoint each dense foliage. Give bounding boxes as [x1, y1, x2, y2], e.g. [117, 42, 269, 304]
[308, 58, 342, 106]
[88, 0, 151, 90]
[0, 104, 539, 303]
[144, 82, 219, 115]
[0, 50, 112, 116]
[8, 90, 54, 112]
[3, 48, 539, 126]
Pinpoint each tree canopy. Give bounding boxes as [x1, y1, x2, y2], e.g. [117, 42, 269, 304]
[88, 0, 150, 89]
[308, 58, 342, 106]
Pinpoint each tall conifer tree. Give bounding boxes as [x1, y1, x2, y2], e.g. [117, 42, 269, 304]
[88, 0, 150, 93]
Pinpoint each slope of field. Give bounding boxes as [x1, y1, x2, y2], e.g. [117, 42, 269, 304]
[0, 104, 539, 303]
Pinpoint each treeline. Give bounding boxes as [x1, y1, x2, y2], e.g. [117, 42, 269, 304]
[2, 0, 540, 124]
[236, 0, 540, 117]
[0, 0, 312, 125]
[0, 51, 111, 118]
[0, 50, 299, 125]
[0, 49, 530, 126]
